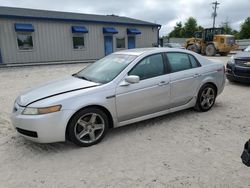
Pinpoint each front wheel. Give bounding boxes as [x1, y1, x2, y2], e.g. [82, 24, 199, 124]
[187, 44, 200, 53]
[67, 108, 109, 147]
[194, 84, 216, 112]
[205, 44, 216, 56]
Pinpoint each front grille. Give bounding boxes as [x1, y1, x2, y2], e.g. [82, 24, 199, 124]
[235, 59, 250, 67]
[16, 128, 38, 138]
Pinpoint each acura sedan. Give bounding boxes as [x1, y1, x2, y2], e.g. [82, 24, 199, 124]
[11, 48, 225, 147]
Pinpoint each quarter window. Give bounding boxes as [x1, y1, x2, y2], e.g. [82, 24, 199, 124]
[73, 34, 85, 49]
[116, 38, 125, 49]
[17, 33, 33, 50]
[166, 53, 192, 72]
[129, 54, 164, 80]
[189, 55, 199, 68]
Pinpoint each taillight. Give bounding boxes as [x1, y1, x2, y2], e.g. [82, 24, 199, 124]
[216, 66, 225, 73]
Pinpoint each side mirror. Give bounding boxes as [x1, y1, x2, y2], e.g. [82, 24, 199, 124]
[125, 75, 140, 84]
[120, 75, 140, 86]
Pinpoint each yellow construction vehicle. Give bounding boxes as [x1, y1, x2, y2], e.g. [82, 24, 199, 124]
[184, 28, 238, 56]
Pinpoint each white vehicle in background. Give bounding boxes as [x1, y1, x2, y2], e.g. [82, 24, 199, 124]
[11, 48, 226, 147]
[163, 42, 185, 49]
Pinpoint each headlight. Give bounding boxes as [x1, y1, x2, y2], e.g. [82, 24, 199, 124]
[228, 56, 235, 64]
[22, 105, 62, 115]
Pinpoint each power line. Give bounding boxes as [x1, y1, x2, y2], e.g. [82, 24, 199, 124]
[212, 1, 220, 29]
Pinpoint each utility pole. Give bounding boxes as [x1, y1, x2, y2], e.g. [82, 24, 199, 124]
[212, 1, 220, 29]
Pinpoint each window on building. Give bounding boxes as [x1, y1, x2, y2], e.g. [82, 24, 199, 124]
[73, 35, 85, 49]
[116, 38, 125, 49]
[17, 33, 33, 50]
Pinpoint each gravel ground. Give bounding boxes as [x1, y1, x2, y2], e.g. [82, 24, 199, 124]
[0, 56, 250, 188]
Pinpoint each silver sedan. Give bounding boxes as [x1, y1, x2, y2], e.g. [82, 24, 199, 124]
[11, 48, 226, 147]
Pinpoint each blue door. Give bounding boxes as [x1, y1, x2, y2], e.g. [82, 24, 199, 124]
[104, 36, 113, 56]
[0, 49, 2, 64]
[128, 36, 135, 49]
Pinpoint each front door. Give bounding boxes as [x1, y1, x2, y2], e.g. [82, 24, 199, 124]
[116, 53, 170, 122]
[128, 36, 135, 49]
[104, 36, 113, 56]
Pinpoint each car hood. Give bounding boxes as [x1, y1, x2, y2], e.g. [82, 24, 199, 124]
[234, 51, 250, 59]
[16, 75, 100, 106]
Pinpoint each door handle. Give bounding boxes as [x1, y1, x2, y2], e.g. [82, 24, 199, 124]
[193, 73, 201, 78]
[158, 81, 169, 86]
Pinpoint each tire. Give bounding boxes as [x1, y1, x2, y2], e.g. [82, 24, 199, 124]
[194, 84, 217, 112]
[67, 108, 109, 147]
[187, 44, 200, 53]
[219, 52, 228, 56]
[205, 44, 216, 56]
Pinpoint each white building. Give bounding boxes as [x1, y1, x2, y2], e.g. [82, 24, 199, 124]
[0, 6, 161, 64]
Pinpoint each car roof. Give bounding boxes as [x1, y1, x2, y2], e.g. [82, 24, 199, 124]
[114, 47, 190, 56]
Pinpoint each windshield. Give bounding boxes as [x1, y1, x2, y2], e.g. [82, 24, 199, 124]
[226, 37, 235, 45]
[244, 46, 250, 52]
[75, 54, 137, 83]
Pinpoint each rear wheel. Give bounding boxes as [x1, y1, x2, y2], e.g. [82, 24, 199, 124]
[67, 108, 109, 147]
[205, 44, 216, 56]
[195, 84, 216, 112]
[187, 44, 200, 53]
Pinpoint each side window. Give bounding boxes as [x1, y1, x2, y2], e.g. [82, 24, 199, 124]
[189, 55, 200, 68]
[166, 53, 192, 73]
[129, 54, 164, 80]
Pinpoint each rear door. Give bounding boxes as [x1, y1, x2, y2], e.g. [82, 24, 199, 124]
[165, 52, 201, 108]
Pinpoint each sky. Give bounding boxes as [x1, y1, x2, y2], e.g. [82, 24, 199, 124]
[0, 0, 249, 36]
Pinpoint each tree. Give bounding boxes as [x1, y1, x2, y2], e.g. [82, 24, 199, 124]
[239, 17, 250, 39]
[183, 17, 198, 38]
[220, 21, 233, 34]
[168, 21, 184, 38]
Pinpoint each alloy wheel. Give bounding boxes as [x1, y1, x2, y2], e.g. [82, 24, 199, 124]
[200, 87, 215, 110]
[74, 113, 105, 144]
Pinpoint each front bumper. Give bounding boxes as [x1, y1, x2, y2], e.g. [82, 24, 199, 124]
[226, 73, 250, 83]
[11, 107, 75, 143]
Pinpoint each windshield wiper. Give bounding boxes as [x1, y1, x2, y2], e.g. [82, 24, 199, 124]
[72, 74, 99, 83]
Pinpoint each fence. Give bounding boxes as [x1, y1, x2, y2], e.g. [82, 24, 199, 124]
[236, 39, 250, 50]
[165, 38, 250, 50]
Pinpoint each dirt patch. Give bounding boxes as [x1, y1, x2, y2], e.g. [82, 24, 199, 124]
[0, 59, 250, 187]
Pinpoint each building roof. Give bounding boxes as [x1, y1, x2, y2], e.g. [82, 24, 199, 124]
[0, 6, 161, 27]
